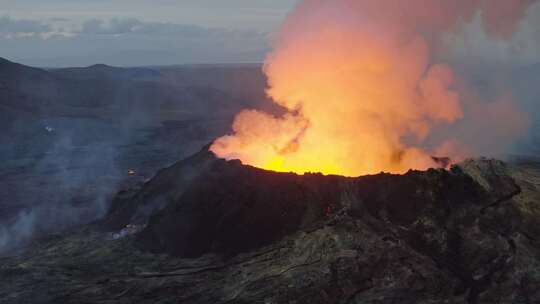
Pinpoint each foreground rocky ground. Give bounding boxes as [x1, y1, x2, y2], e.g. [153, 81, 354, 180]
[1, 149, 540, 304]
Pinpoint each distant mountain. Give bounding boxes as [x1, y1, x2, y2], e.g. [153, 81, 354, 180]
[51, 63, 161, 81]
[0, 57, 58, 112]
[0, 57, 274, 134]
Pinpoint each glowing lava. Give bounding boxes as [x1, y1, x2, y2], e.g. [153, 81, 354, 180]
[211, 0, 533, 177]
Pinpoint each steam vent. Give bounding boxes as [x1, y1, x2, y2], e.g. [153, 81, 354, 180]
[3, 145, 540, 303]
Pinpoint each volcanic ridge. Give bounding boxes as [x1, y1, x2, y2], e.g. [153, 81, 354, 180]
[1, 146, 539, 303]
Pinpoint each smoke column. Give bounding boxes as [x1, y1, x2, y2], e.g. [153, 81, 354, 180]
[211, 0, 534, 176]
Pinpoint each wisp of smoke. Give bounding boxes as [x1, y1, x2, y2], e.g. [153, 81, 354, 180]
[211, 0, 534, 176]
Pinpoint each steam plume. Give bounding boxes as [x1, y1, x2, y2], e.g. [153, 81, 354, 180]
[211, 0, 534, 176]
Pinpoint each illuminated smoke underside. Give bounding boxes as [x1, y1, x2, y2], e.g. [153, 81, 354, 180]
[211, 0, 534, 176]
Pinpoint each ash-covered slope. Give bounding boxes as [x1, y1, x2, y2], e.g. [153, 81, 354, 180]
[2, 148, 540, 304]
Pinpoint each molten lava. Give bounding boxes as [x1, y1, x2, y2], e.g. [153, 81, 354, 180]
[211, 0, 533, 177]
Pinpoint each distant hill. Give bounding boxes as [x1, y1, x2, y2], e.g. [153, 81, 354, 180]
[0, 57, 275, 135]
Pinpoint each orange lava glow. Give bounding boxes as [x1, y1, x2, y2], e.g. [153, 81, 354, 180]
[211, 0, 533, 177]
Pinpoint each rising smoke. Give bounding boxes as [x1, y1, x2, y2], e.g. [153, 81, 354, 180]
[212, 0, 536, 176]
[0, 123, 122, 253]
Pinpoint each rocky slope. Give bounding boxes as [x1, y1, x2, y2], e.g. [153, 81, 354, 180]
[1, 148, 540, 304]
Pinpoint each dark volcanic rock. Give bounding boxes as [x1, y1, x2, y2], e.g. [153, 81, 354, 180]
[105, 148, 492, 260]
[107, 148, 348, 257]
[2, 148, 540, 304]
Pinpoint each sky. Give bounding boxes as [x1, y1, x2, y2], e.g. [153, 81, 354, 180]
[0, 0, 297, 66]
[0, 0, 538, 68]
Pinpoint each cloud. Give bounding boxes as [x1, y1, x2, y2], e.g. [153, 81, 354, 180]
[0, 15, 76, 40]
[0, 15, 52, 38]
[48, 17, 71, 23]
[80, 18, 142, 35]
[78, 17, 262, 40]
[0, 15, 264, 42]
[0, 16, 269, 66]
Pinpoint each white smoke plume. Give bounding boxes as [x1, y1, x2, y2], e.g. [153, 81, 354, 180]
[212, 0, 535, 176]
